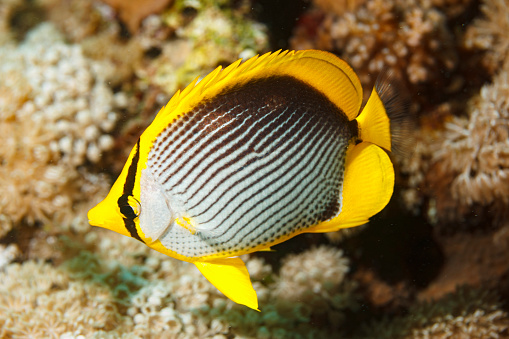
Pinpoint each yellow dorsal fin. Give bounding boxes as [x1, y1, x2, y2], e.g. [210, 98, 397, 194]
[148, 50, 363, 134]
[307, 142, 394, 233]
[194, 257, 259, 311]
[356, 87, 392, 151]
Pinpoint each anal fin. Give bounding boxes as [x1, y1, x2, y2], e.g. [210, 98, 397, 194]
[194, 257, 259, 311]
[307, 142, 394, 233]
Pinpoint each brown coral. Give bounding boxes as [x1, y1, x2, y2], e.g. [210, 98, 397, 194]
[464, 0, 509, 74]
[291, 0, 458, 91]
[427, 69, 509, 222]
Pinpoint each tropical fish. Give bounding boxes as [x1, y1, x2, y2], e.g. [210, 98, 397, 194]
[88, 49, 400, 311]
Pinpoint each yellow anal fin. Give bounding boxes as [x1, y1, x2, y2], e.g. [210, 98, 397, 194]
[195, 257, 259, 311]
[307, 142, 394, 233]
[356, 87, 391, 151]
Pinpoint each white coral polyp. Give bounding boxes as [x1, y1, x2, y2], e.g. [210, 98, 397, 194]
[17, 23, 119, 165]
[0, 22, 121, 230]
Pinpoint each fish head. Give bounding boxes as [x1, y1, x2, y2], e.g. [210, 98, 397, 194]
[88, 141, 175, 245]
[88, 144, 143, 239]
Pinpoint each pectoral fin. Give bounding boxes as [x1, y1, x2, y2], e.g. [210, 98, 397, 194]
[307, 141, 394, 233]
[194, 257, 259, 311]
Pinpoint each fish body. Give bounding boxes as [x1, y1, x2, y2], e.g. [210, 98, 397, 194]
[88, 50, 397, 310]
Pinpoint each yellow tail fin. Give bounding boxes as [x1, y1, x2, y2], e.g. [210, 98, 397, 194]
[307, 142, 394, 233]
[356, 87, 392, 151]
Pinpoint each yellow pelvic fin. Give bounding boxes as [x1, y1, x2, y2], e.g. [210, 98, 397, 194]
[194, 257, 259, 311]
[356, 87, 392, 151]
[307, 142, 394, 233]
[175, 217, 196, 235]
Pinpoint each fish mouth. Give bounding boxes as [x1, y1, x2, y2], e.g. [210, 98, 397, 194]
[87, 199, 131, 237]
[87, 205, 103, 227]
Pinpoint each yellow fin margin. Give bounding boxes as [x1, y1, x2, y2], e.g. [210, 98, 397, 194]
[194, 257, 259, 311]
[148, 50, 363, 136]
[307, 142, 394, 233]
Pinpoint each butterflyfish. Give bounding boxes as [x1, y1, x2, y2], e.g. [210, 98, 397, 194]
[88, 49, 402, 311]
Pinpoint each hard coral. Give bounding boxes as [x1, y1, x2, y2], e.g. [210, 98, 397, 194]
[0, 23, 121, 234]
[464, 0, 509, 74]
[428, 68, 509, 221]
[291, 0, 457, 87]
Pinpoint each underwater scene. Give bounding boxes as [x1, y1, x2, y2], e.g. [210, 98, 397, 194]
[0, 0, 508, 338]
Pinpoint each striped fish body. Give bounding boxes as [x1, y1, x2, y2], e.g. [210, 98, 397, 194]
[88, 50, 397, 311]
[143, 75, 356, 260]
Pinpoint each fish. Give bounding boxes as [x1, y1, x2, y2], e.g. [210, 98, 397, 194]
[88, 49, 401, 311]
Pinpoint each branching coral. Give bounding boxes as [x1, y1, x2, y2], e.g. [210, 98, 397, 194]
[0, 23, 122, 234]
[464, 0, 509, 74]
[291, 0, 458, 89]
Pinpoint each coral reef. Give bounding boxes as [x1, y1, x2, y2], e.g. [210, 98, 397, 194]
[361, 287, 509, 339]
[0, 234, 359, 338]
[464, 0, 509, 73]
[0, 260, 125, 338]
[432, 69, 509, 213]
[101, 0, 173, 33]
[1, 0, 508, 338]
[138, 0, 268, 95]
[0, 0, 23, 42]
[274, 246, 350, 301]
[290, 0, 459, 95]
[37, 0, 109, 43]
[400, 67, 509, 225]
[409, 309, 509, 339]
[0, 23, 121, 234]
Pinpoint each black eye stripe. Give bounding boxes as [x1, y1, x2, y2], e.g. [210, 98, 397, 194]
[118, 139, 144, 242]
[118, 194, 139, 220]
[120, 205, 137, 219]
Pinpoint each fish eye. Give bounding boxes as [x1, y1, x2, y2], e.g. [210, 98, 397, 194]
[118, 194, 141, 220]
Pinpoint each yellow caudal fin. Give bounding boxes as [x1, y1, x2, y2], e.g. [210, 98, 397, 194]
[307, 142, 394, 233]
[195, 257, 259, 311]
[356, 87, 392, 151]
